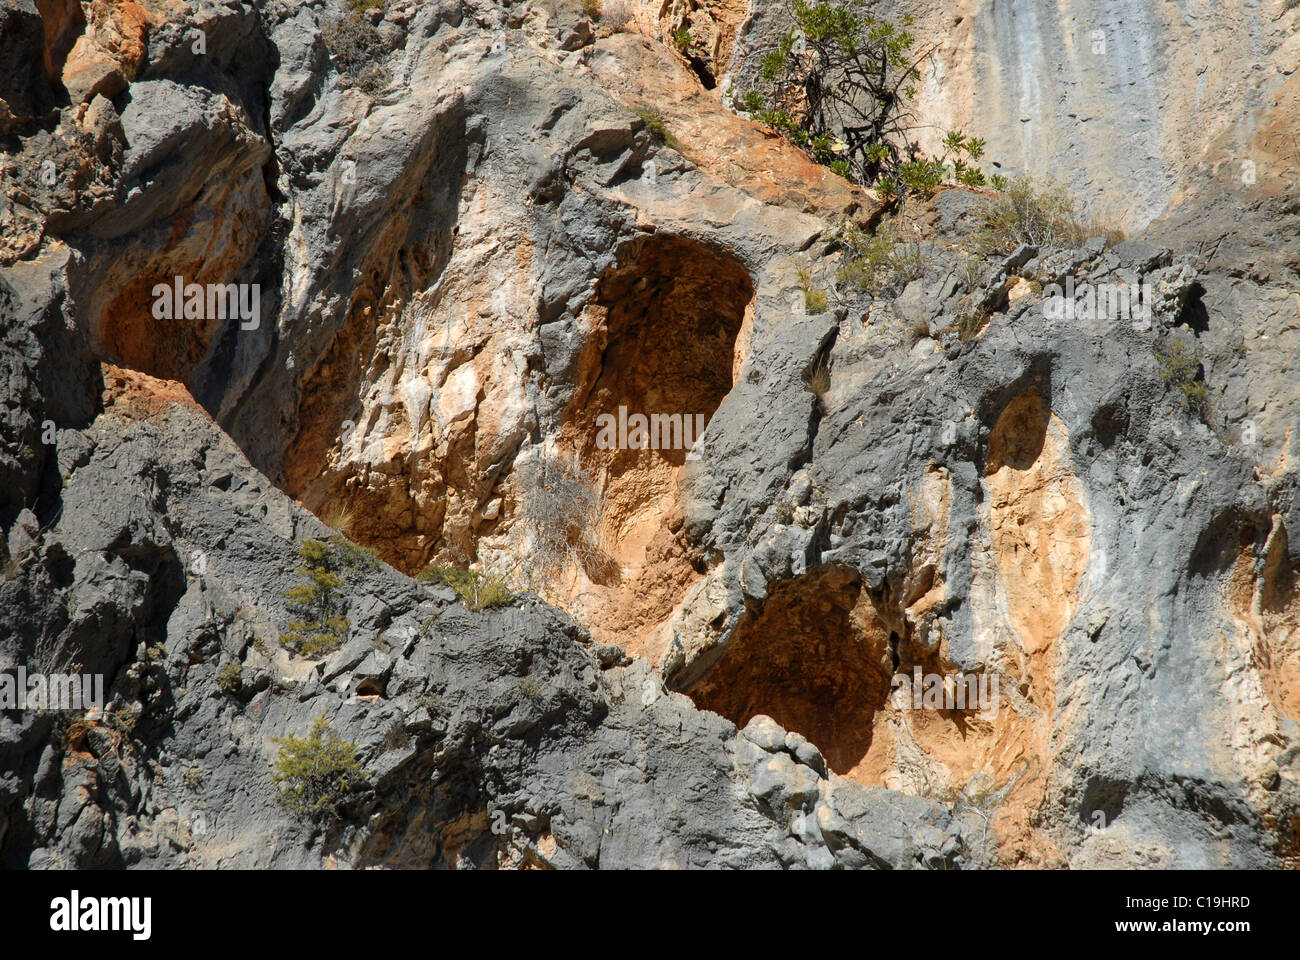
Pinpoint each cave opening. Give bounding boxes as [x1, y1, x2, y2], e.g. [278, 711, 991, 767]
[572, 232, 754, 479]
[683, 564, 895, 775]
[552, 232, 755, 657]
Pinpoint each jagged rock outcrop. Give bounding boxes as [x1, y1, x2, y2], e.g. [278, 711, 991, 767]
[2, 0, 1299, 869]
[0, 366, 979, 868]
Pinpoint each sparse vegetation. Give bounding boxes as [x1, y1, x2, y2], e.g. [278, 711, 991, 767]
[417, 563, 515, 611]
[322, 11, 389, 95]
[955, 301, 990, 342]
[632, 107, 688, 155]
[109, 706, 140, 735]
[279, 536, 376, 658]
[381, 720, 408, 751]
[271, 716, 369, 819]
[797, 269, 829, 313]
[330, 534, 381, 573]
[834, 217, 925, 296]
[416, 692, 446, 716]
[580, 0, 602, 20]
[1155, 337, 1208, 415]
[319, 502, 358, 538]
[805, 359, 831, 399]
[973, 175, 1127, 255]
[518, 674, 543, 701]
[182, 766, 204, 789]
[671, 27, 693, 52]
[216, 662, 242, 694]
[738, 3, 995, 197]
[510, 452, 611, 595]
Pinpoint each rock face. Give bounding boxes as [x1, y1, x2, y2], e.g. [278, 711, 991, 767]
[0, 366, 978, 868]
[1, 0, 1299, 869]
[730, 0, 1300, 231]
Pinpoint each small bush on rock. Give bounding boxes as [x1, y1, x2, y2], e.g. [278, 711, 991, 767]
[632, 108, 688, 154]
[272, 716, 369, 819]
[1155, 337, 1208, 416]
[322, 12, 389, 95]
[215, 662, 242, 694]
[797, 269, 829, 313]
[834, 217, 925, 296]
[417, 564, 514, 611]
[973, 176, 1125, 255]
[279, 537, 374, 658]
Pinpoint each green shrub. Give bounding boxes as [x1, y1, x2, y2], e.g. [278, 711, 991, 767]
[272, 716, 369, 819]
[279, 538, 373, 658]
[216, 662, 242, 694]
[878, 132, 989, 199]
[182, 766, 203, 789]
[1155, 338, 1208, 415]
[417, 564, 514, 611]
[671, 27, 693, 52]
[580, 0, 602, 19]
[834, 217, 924, 297]
[797, 269, 829, 313]
[518, 675, 543, 701]
[632, 108, 687, 155]
[109, 706, 140, 735]
[738, 3, 992, 196]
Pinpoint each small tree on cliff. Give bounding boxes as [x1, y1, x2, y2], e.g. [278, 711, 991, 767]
[279, 536, 378, 658]
[737, 1, 996, 198]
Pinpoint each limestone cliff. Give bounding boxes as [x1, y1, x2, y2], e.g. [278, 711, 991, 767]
[2, 0, 1299, 869]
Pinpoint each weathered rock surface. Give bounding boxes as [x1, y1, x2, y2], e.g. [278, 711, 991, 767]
[0, 367, 978, 868]
[1, 0, 1298, 869]
[730, 0, 1300, 231]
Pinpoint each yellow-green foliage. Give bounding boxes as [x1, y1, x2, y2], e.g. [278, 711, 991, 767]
[632, 108, 688, 155]
[279, 536, 378, 657]
[834, 217, 924, 296]
[518, 674, 543, 700]
[1155, 338, 1207, 414]
[580, 0, 601, 19]
[272, 716, 369, 819]
[417, 564, 514, 611]
[108, 706, 140, 734]
[215, 662, 242, 694]
[974, 176, 1125, 255]
[797, 269, 829, 313]
[974, 175, 1078, 253]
